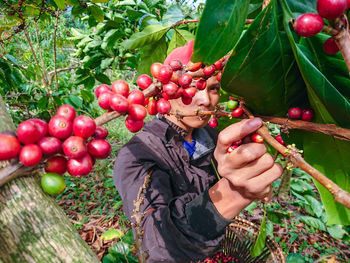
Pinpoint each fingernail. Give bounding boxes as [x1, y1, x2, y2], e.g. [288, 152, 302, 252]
[247, 118, 262, 128]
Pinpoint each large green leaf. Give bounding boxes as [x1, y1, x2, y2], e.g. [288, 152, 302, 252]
[221, 0, 307, 116]
[53, 0, 65, 9]
[192, 0, 250, 65]
[280, 0, 350, 224]
[121, 24, 170, 50]
[137, 36, 167, 76]
[162, 5, 184, 24]
[167, 29, 194, 54]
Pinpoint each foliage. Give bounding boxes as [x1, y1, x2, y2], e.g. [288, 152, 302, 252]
[195, 0, 350, 225]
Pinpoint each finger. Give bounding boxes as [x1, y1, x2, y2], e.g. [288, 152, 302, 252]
[227, 143, 267, 168]
[247, 163, 283, 187]
[229, 153, 274, 179]
[261, 187, 273, 203]
[216, 118, 262, 154]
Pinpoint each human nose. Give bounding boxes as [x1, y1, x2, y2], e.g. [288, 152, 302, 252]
[195, 89, 210, 107]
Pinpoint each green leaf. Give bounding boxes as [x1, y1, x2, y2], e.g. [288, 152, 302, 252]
[162, 4, 184, 24]
[101, 57, 114, 69]
[192, 0, 250, 65]
[137, 36, 167, 76]
[286, 253, 305, 263]
[280, 0, 350, 225]
[68, 95, 83, 108]
[71, 4, 85, 16]
[167, 29, 194, 55]
[251, 206, 267, 257]
[221, 0, 307, 116]
[95, 73, 111, 85]
[89, 6, 104, 23]
[101, 229, 124, 241]
[54, 0, 65, 9]
[121, 24, 170, 50]
[5, 54, 18, 65]
[297, 215, 326, 231]
[304, 195, 323, 218]
[80, 90, 95, 103]
[327, 225, 346, 239]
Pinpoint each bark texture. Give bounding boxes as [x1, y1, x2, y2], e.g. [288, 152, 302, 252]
[0, 96, 100, 263]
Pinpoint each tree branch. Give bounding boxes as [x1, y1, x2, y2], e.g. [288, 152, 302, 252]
[242, 106, 350, 209]
[34, 23, 49, 86]
[53, 10, 60, 91]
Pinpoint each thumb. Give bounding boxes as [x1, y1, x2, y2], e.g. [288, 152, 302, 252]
[216, 118, 262, 154]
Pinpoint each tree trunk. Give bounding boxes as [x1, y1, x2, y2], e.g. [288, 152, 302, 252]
[0, 96, 100, 263]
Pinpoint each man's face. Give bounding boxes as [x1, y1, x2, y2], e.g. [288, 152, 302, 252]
[168, 75, 220, 129]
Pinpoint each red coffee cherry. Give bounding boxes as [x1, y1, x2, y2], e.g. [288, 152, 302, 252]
[93, 126, 108, 139]
[323, 37, 339, 55]
[110, 94, 129, 113]
[302, 109, 314, 121]
[275, 134, 285, 145]
[98, 92, 112, 110]
[125, 116, 144, 133]
[87, 139, 111, 159]
[17, 120, 40, 144]
[128, 104, 147, 121]
[178, 73, 193, 88]
[137, 74, 153, 90]
[317, 0, 347, 20]
[111, 80, 129, 97]
[156, 98, 171, 114]
[0, 133, 21, 161]
[19, 144, 42, 166]
[30, 119, 48, 139]
[157, 65, 173, 84]
[203, 65, 216, 77]
[57, 104, 76, 122]
[214, 59, 223, 70]
[163, 83, 179, 98]
[73, 115, 96, 139]
[63, 136, 87, 159]
[216, 71, 222, 82]
[147, 98, 158, 115]
[208, 117, 218, 128]
[45, 156, 67, 175]
[150, 62, 162, 79]
[288, 107, 302, 119]
[294, 13, 324, 37]
[67, 153, 93, 177]
[181, 96, 192, 105]
[186, 61, 203, 72]
[38, 136, 62, 155]
[169, 59, 183, 71]
[127, 90, 145, 105]
[95, 84, 111, 98]
[182, 87, 197, 99]
[251, 133, 264, 143]
[232, 107, 243, 118]
[196, 78, 207, 90]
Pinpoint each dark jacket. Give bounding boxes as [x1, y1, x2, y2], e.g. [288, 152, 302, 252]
[114, 116, 232, 262]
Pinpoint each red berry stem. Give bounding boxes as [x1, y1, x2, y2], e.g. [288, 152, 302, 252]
[241, 105, 350, 210]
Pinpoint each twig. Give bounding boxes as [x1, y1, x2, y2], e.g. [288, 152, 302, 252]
[241, 105, 350, 209]
[53, 9, 60, 91]
[24, 29, 48, 86]
[34, 22, 49, 86]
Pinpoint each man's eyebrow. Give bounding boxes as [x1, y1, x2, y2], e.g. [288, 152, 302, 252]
[210, 83, 221, 89]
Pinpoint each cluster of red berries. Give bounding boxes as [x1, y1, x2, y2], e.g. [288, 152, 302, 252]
[203, 252, 237, 263]
[0, 105, 111, 178]
[288, 107, 314, 121]
[226, 133, 265, 153]
[96, 56, 228, 133]
[293, 0, 350, 54]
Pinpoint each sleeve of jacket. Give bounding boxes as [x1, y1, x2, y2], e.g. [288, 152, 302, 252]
[114, 138, 233, 263]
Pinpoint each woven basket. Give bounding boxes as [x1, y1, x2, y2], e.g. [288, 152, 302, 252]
[197, 217, 285, 263]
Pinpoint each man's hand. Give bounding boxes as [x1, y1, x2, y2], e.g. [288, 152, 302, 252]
[214, 118, 283, 201]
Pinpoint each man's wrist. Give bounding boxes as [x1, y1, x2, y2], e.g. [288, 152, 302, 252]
[208, 178, 252, 220]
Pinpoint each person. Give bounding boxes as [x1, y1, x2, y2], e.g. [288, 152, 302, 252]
[113, 41, 283, 263]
